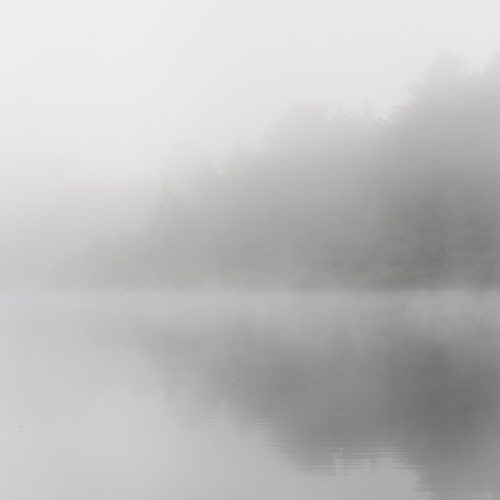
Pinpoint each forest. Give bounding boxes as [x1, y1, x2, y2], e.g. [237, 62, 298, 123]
[82, 55, 500, 288]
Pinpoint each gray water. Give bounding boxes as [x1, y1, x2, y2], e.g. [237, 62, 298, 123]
[1, 291, 500, 500]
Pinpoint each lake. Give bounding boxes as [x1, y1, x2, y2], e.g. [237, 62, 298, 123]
[1, 290, 499, 500]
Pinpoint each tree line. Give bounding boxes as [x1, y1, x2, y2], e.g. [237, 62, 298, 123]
[83, 55, 500, 288]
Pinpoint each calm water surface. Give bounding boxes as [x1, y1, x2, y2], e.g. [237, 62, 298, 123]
[1, 291, 499, 500]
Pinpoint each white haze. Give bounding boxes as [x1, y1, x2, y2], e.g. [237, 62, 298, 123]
[1, 0, 500, 283]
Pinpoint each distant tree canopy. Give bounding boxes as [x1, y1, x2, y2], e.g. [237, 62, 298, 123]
[85, 55, 500, 288]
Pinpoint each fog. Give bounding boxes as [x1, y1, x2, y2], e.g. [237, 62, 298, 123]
[3, 1, 500, 499]
[44, 55, 500, 289]
[2, 0, 500, 283]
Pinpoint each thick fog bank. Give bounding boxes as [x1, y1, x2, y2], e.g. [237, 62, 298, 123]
[3, 56, 500, 290]
[59, 56, 500, 290]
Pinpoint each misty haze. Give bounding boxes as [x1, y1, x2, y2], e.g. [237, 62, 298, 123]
[3, 0, 500, 499]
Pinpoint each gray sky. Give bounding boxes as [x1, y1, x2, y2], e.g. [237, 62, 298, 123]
[2, 0, 500, 178]
[1, 0, 500, 281]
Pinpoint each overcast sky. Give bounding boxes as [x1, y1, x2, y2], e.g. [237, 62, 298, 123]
[1, 0, 500, 280]
[2, 0, 500, 179]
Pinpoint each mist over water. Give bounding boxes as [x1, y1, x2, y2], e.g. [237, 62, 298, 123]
[1, 291, 499, 500]
[3, 1, 500, 498]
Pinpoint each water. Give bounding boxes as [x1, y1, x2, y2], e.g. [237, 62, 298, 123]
[1, 291, 499, 500]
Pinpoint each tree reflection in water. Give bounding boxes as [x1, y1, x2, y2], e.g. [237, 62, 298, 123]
[140, 292, 500, 500]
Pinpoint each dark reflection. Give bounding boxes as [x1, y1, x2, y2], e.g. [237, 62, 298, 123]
[136, 292, 500, 500]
